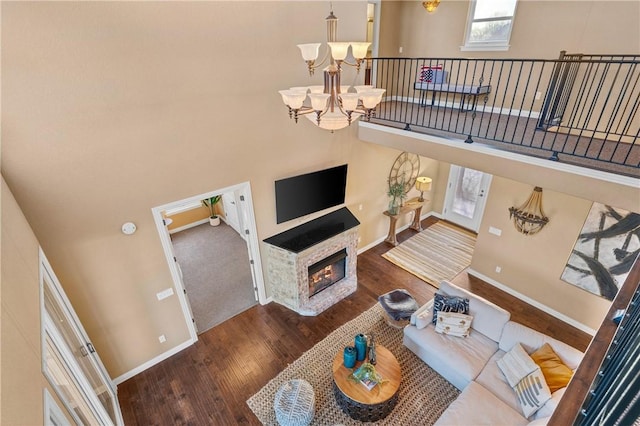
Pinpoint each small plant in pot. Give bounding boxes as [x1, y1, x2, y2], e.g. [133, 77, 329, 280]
[387, 181, 407, 215]
[202, 195, 222, 226]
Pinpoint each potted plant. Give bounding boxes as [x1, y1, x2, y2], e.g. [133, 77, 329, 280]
[202, 195, 222, 226]
[387, 181, 407, 215]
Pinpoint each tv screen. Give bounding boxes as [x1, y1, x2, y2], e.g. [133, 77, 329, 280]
[275, 164, 348, 224]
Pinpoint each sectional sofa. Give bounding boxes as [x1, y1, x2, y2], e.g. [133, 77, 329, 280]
[403, 280, 584, 425]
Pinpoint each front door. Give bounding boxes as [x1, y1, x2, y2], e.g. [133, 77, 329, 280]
[443, 165, 492, 232]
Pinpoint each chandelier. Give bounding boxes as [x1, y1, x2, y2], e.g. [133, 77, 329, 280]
[422, 0, 441, 13]
[278, 10, 385, 131]
[508, 186, 550, 235]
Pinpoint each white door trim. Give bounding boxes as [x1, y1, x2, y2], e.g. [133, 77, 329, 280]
[151, 181, 266, 342]
[443, 165, 492, 232]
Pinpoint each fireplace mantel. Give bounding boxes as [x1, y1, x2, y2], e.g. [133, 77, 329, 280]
[263, 208, 360, 316]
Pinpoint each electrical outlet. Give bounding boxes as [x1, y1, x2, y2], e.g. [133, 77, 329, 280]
[495, 266, 502, 273]
[156, 288, 174, 301]
[358, 204, 363, 211]
[488, 226, 502, 236]
[158, 335, 166, 343]
[535, 91, 542, 100]
[399, 46, 403, 54]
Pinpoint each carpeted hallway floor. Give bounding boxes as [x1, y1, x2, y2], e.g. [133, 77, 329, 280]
[171, 222, 257, 333]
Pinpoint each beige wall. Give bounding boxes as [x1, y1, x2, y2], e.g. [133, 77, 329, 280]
[379, 1, 640, 58]
[471, 176, 612, 331]
[165, 205, 210, 231]
[1, 1, 391, 378]
[1, 178, 74, 424]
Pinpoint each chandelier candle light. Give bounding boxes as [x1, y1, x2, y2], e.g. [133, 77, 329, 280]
[278, 9, 385, 131]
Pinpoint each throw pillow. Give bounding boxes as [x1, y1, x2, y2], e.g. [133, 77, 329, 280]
[530, 343, 574, 393]
[513, 368, 552, 418]
[435, 311, 473, 337]
[432, 292, 470, 325]
[497, 343, 539, 387]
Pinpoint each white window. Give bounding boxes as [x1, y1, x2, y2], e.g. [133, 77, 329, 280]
[462, 0, 518, 51]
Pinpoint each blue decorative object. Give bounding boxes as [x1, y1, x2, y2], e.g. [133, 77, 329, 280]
[343, 346, 356, 368]
[355, 334, 367, 361]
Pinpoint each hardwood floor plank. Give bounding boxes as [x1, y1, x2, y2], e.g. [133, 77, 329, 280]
[118, 218, 592, 424]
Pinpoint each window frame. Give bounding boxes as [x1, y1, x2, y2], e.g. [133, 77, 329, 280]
[461, 0, 518, 52]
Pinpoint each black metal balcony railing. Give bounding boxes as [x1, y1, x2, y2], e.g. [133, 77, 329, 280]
[366, 52, 640, 178]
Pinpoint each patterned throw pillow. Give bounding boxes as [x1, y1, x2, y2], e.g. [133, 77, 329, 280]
[513, 368, 552, 418]
[497, 343, 552, 418]
[497, 343, 539, 387]
[435, 311, 473, 337]
[432, 292, 470, 325]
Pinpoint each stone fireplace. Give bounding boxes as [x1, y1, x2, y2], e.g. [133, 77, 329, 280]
[263, 208, 359, 316]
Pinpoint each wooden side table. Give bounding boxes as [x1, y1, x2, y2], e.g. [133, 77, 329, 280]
[383, 198, 425, 246]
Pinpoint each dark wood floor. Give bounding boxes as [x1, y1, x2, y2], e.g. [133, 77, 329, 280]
[117, 217, 592, 425]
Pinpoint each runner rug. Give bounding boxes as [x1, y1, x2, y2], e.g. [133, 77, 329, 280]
[382, 221, 476, 289]
[246, 303, 459, 425]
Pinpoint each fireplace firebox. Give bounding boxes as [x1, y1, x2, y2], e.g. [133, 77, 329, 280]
[308, 249, 347, 297]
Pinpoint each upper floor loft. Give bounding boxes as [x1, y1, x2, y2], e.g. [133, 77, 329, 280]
[361, 52, 639, 181]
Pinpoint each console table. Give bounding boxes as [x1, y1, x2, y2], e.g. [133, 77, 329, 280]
[383, 198, 425, 246]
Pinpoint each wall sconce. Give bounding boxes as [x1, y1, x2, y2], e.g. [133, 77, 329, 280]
[415, 176, 433, 202]
[423, 0, 441, 13]
[508, 187, 549, 235]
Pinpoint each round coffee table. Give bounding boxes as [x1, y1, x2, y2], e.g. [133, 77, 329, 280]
[331, 345, 401, 421]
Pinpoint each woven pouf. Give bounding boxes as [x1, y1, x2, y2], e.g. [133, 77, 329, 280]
[274, 379, 315, 426]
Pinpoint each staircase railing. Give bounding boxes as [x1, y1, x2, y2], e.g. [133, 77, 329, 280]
[365, 52, 640, 178]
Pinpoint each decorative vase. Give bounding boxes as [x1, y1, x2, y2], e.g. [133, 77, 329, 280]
[388, 198, 400, 215]
[355, 334, 367, 361]
[343, 346, 357, 368]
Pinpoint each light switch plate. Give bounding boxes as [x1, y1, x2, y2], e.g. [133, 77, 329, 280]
[156, 288, 174, 301]
[488, 226, 502, 236]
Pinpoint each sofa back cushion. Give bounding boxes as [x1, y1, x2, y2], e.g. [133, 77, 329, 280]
[439, 281, 511, 342]
[499, 321, 584, 370]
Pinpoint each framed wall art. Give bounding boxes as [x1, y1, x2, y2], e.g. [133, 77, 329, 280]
[560, 202, 640, 301]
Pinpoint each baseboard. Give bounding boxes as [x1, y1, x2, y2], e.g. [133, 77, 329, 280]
[113, 338, 195, 385]
[466, 268, 596, 336]
[357, 210, 441, 255]
[169, 218, 210, 234]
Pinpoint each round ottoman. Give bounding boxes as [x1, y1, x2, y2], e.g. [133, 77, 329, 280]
[274, 379, 315, 426]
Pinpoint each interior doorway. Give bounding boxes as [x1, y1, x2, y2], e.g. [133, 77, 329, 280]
[443, 165, 492, 232]
[152, 182, 266, 342]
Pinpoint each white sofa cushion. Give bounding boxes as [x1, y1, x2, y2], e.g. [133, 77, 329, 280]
[477, 350, 522, 412]
[476, 349, 571, 418]
[411, 299, 434, 329]
[439, 281, 511, 342]
[499, 321, 583, 370]
[434, 381, 529, 426]
[403, 322, 498, 390]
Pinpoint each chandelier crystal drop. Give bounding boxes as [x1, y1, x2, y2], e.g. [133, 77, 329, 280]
[278, 10, 385, 131]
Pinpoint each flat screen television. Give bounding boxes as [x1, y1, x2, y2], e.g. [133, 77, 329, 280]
[275, 164, 348, 224]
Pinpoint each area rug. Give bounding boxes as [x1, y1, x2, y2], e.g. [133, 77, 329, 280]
[382, 221, 476, 288]
[246, 303, 459, 425]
